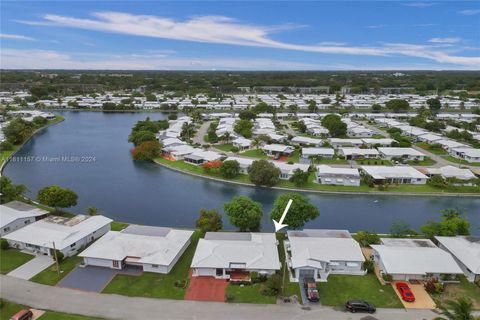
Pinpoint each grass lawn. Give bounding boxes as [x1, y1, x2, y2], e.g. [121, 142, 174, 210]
[226, 283, 276, 304]
[317, 274, 403, 308]
[433, 276, 480, 310]
[357, 159, 392, 166]
[0, 300, 103, 320]
[371, 134, 386, 139]
[0, 249, 35, 274]
[40, 311, 104, 320]
[276, 233, 301, 298]
[407, 157, 436, 166]
[240, 149, 269, 159]
[442, 155, 480, 167]
[103, 231, 202, 300]
[214, 143, 234, 152]
[111, 221, 129, 231]
[416, 142, 447, 155]
[31, 256, 82, 286]
[287, 150, 300, 163]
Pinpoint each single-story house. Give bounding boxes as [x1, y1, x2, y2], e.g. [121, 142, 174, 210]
[184, 150, 223, 165]
[300, 148, 335, 164]
[371, 238, 463, 281]
[291, 136, 323, 147]
[163, 144, 196, 160]
[435, 236, 480, 283]
[3, 215, 112, 257]
[267, 133, 288, 143]
[361, 138, 395, 147]
[347, 126, 374, 138]
[261, 144, 295, 158]
[160, 137, 186, 148]
[377, 147, 426, 161]
[79, 225, 193, 274]
[272, 161, 310, 180]
[191, 232, 280, 282]
[232, 137, 252, 151]
[285, 229, 366, 282]
[328, 138, 364, 149]
[0, 201, 48, 237]
[435, 139, 469, 152]
[224, 156, 254, 174]
[338, 147, 379, 160]
[361, 165, 428, 184]
[425, 165, 476, 184]
[316, 165, 361, 186]
[450, 147, 480, 163]
[416, 133, 444, 144]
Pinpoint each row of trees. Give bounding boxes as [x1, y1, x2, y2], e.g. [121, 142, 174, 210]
[0, 117, 50, 152]
[128, 117, 168, 161]
[196, 193, 319, 233]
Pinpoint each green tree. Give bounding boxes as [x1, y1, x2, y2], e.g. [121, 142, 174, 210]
[436, 297, 475, 320]
[234, 119, 253, 138]
[0, 176, 27, 204]
[0, 141, 14, 152]
[289, 168, 309, 187]
[224, 196, 263, 231]
[270, 193, 319, 229]
[427, 98, 442, 112]
[321, 114, 347, 137]
[428, 175, 449, 189]
[371, 104, 382, 113]
[355, 231, 380, 247]
[4, 118, 35, 144]
[37, 185, 78, 212]
[128, 130, 157, 146]
[308, 100, 318, 113]
[86, 207, 99, 216]
[220, 160, 240, 179]
[32, 116, 48, 127]
[239, 110, 256, 121]
[196, 208, 223, 233]
[180, 122, 196, 141]
[385, 99, 410, 113]
[420, 208, 470, 239]
[248, 159, 281, 186]
[131, 140, 161, 161]
[390, 219, 415, 237]
[253, 102, 274, 114]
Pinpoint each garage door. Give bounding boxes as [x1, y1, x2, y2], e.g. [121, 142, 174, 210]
[299, 269, 315, 279]
[196, 268, 215, 276]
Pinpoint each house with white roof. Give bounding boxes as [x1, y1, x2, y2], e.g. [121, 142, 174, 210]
[232, 137, 252, 151]
[184, 150, 223, 165]
[191, 232, 280, 282]
[3, 215, 112, 257]
[435, 236, 480, 283]
[291, 136, 323, 147]
[425, 166, 476, 184]
[347, 126, 374, 138]
[163, 144, 196, 160]
[361, 165, 428, 184]
[300, 148, 334, 164]
[285, 229, 366, 282]
[361, 138, 395, 147]
[261, 144, 294, 158]
[0, 201, 48, 236]
[371, 238, 463, 281]
[416, 133, 443, 144]
[328, 138, 364, 149]
[316, 165, 361, 186]
[450, 147, 480, 163]
[377, 147, 426, 161]
[79, 225, 193, 274]
[435, 139, 468, 152]
[338, 147, 379, 160]
[272, 161, 310, 180]
[224, 156, 254, 174]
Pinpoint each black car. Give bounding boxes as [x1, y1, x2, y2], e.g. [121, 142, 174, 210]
[345, 300, 376, 313]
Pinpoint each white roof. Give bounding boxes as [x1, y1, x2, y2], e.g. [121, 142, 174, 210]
[272, 161, 309, 174]
[302, 148, 334, 156]
[426, 165, 475, 180]
[262, 144, 293, 153]
[3, 215, 112, 251]
[291, 136, 323, 145]
[0, 201, 48, 228]
[287, 229, 364, 269]
[340, 148, 379, 156]
[186, 150, 223, 161]
[233, 137, 252, 147]
[191, 232, 280, 270]
[378, 147, 425, 157]
[329, 138, 363, 145]
[361, 165, 428, 180]
[452, 148, 480, 157]
[79, 226, 193, 266]
[362, 138, 395, 145]
[435, 236, 480, 274]
[371, 245, 463, 275]
[316, 165, 360, 177]
[224, 156, 254, 167]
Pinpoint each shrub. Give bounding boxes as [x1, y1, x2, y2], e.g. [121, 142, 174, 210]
[174, 280, 187, 288]
[261, 274, 282, 296]
[225, 293, 235, 302]
[0, 141, 14, 152]
[424, 279, 444, 294]
[230, 146, 239, 153]
[363, 260, 374, 274]
[54, 250, 64, 263]
[251, 272, 267, 284]
[355, 231, 380, 247]
[0, 239, 9, 250]
[382, 274, 393, 283]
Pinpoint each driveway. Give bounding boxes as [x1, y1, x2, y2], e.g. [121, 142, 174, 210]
[7, 255, 54, 280]
[392, 282, 436, 309]
[185, 273, 228, 302]
[57, 265, 142, 292]
[192, 121, 212, 145]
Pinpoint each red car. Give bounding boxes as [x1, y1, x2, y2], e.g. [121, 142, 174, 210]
[396, 282, 415, 302]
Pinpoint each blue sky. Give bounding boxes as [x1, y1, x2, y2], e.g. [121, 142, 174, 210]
[1, 1, 479, 70]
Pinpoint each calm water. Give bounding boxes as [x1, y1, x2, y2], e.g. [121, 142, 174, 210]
[3, 111, 480, 233]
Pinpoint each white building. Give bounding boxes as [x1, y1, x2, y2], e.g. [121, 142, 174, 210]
[450, 148, 480, 163]
[435, 236, 480, 283]
[372, 238, 463, 281]
[377, 147, 426, 161]
[0, 201, 48, 237]
[184, 150, 223, 165]
[338, 148, 379, 160]
[291, 136, 323, 147]
[79, 225, 193, 274]
[285, 229, 366, 282]
[425, 166, 476, 184]
[316, 165, 361, 186]
[361, 165, 428, 184]
[272, 161, 310, 180]
[232, 137, 252, 151]
[300, 148, 335, 164]
[329, 138, 364, 149]
[261, 144, 294, 157]
[361, 138, 395, 147]
[3, 215, 112, 257]
[191, 232, 280, 281]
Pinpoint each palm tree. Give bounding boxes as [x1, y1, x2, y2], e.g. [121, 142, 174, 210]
[252, 137, 262, 150]
[181, 122, 195, 141]
[436, 298, 474, 320]
[223, 132, 231, 144]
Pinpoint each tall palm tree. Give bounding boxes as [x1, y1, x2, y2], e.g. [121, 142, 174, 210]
[252, 137, 262, 150]
[436, 298, 474, 320]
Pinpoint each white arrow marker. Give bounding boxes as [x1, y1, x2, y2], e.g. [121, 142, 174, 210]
[272, 199, 293, 232]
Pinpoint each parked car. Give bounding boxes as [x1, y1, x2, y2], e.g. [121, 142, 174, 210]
[396, 282, 415, 302]
[345, 300, 376, 313]
[303, 277, 319, 302]
[10, 310, 33, 320]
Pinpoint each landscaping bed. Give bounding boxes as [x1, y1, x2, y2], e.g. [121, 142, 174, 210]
[432, 277, 480, 310]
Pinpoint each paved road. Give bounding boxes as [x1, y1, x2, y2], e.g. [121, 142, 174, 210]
[193, 121, 212, 145]
[7, 255, 54, 280]
[1, 275, 443, 320]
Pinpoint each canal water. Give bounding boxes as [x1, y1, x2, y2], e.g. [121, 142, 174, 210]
[4, 111, 479, 233]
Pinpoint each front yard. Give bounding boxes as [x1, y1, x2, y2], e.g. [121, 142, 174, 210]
[31, 256, 82, 285]
[239, 149, 269, 159]
[442, 155, 480, 167]
[102, 231, 201, 300]
[433, 277, 480, 310]
[226, 283, 276, 304]
[317, 274, 403, 308]
[0, 248, 34, 274]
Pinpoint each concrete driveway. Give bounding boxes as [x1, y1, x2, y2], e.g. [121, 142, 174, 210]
[392, 282, 436, 309]
[185, 273, 228, 302]
[58, 265, 142, 292]
[7, 255, 54, 280]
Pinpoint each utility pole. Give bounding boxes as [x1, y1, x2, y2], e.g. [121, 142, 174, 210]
[52, 241, 60, 276]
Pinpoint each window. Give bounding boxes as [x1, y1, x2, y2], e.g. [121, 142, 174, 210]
[24, 220, 30, 225]
[113, 260, 119, 268]
[70, 242, 76, 248]
[3, 227, 10, 232]
[151, 264, 159, 268]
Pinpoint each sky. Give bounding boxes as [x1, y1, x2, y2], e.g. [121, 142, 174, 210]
[1, 1, 479, 70]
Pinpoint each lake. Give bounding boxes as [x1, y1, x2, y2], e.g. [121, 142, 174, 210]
[3, 111, 479, 233]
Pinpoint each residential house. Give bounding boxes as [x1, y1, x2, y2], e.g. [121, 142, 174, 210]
[377, 147, 426, 161]
[450, 148, 480, 163]
[435, 236, 480, 283]
[0, 201, 48, 237]
[328, 138, 364, 149]
[361, 165, 428, 184]
[338, 148, 379, 160]
[232, 137, 252, 151]
[425, 166, 476, 184]
[184, 150, 223, 165]
[261, 144, 295, 158]
[300, 148, 335, 164]
[316, 165, 361, 186]
[291, 136, 323, 147]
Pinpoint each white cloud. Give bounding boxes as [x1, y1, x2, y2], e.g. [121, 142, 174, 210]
[0, 33, 35, 41]
[458, 9, 480, 16]
[428, 37, 461, 44]
[16, 11, 480, 67]
[403, 2, 436, 8]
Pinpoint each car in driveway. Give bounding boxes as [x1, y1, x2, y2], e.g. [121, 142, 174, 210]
[396, 282, 415, 302]
[10, 309, 33, 320]
[303, 277, 319, 302]
[345, 300, 376, 313]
